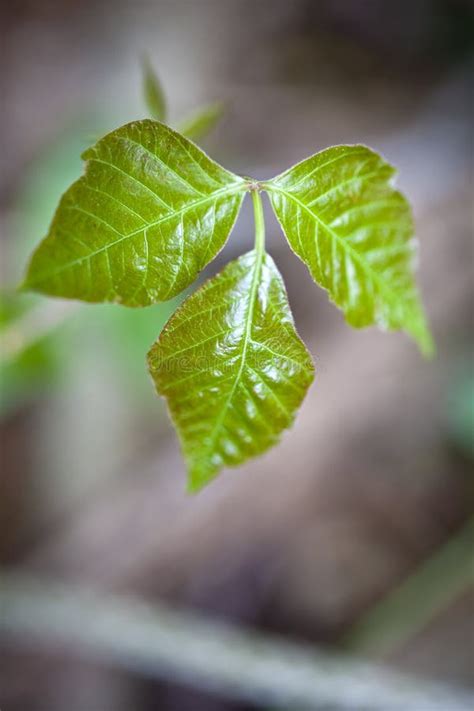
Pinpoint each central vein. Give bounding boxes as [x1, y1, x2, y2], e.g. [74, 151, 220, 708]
[196, 190, 265, 474]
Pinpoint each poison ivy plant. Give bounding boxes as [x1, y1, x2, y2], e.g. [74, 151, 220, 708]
[23, 118, 433, 491]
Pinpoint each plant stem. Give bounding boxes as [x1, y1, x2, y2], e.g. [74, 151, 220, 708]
[251, 188, 265, 256]
[0, 300, 78, 364]
[1, 572, 472, 711]
[341, 516, 474, 656]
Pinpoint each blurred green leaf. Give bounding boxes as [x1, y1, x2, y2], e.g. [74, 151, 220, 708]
[266, 145, 434, 356]
[142, 57, 167, 122]
[92, 297, 183, 405]
[179, 101, 225, 142]
[0, 293, 61, 416]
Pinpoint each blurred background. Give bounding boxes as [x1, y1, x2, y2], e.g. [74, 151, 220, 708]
[0, 1, 473, 709]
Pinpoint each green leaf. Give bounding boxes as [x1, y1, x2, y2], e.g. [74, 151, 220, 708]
[148, 249, 315, 491]
[179, 101, 225, 142]
[265, 145, 434, 356]
[142, 57, 167, 121]
[0, 293, 61, 416]
[23, 120, 246, 306]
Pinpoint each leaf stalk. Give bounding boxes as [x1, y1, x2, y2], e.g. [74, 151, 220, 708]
[251, 189, 265, 256]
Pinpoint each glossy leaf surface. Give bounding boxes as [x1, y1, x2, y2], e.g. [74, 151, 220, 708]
[24, 120, 246, 306]
[266, 145, 433, 355]
[148, 250, 315, 491]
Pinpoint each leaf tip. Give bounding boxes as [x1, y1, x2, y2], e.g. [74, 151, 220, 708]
[405, 308, 435, 359]
[186, 469, 214, 495]
[185, 453, 223, 493]
[186, 477, 203, 495]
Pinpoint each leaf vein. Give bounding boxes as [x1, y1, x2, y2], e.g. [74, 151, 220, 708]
[28, 186, 244, 286]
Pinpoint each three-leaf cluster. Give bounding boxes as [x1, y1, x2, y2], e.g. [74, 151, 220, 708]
[24, 119, 433, 491]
